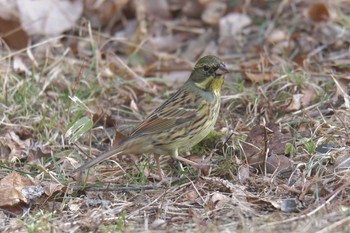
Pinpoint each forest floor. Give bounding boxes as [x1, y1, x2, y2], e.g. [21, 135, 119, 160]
[1, 0, 350, 232]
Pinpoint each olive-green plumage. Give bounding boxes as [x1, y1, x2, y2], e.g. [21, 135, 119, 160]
[77, 55, 228, 177]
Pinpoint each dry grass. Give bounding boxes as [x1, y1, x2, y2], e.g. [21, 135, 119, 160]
[1, 0, 350, 232]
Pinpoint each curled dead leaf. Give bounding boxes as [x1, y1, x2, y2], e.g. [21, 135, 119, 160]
[41, 181, 65, 198]
[0, 131, 32, 162]
[0, 172, 34, 214]
[286, 94, 303, 112]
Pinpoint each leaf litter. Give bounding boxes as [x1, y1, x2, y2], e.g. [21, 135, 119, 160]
[0, 0, 350, 232]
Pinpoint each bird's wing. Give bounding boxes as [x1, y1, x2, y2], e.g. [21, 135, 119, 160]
[130, 89, 199, 136]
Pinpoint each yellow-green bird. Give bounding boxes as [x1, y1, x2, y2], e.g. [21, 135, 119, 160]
[77, 55, 229, 179]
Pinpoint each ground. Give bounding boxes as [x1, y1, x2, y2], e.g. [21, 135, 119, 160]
[0, 0, 350, 232]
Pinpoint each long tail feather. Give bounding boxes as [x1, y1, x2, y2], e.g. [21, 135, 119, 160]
[76, 147, 124, 171]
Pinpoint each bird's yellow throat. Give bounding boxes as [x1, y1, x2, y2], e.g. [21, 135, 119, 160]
[194, 76, 224, 95]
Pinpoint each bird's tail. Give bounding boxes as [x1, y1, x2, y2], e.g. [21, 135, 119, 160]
[76, 146, 125, 172]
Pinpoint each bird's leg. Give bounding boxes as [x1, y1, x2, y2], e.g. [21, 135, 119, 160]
[154, 155, 173, 186]
[172, 149, 200, 167]
[154, 154, 164, 180]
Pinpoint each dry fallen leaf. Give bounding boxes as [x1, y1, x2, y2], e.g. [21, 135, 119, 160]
[265, 152, 292, 176]
[17, 0, 83, 36]
[0, 17, 28, 49]
[0, 172, 34, 214]
[41, 181, 65, 198]
[0, 131, 31, 162]
[308, 2, 330, 22]
[334, 154, 350, 173]
[91, 108, 117, 128]
[241, 58, 279, 82]
[301, 86, 317, 107]
[241, 123, 292, 175]
[244, 72, 276, 82]
[112, 130, 128, 148]
[27, 146, 51, 162]
[286, 94, 304, 112]
[211, 192, 230, 208]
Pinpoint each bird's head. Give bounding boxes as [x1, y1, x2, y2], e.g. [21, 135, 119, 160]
[189, 55, 229, 95]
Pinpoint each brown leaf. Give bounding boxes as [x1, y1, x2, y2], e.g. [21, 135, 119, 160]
[27, 146, 51, 162]
[301, 86, 317, 107]
[242, 123, 292, 175]
[0, 172, 33, 215]
[14, 127, 33, 141]
[91, 107, 117, 128]
[41, 181, 65, 198]
[266, 152, 292, 177]
[293, 54, 307, 67]
[0, 17, 28, 49]
[244, 72, 276, 82]
[0, 131, 31, 162]
[112, 130, 128, 148]
[308, 3, 330, 22]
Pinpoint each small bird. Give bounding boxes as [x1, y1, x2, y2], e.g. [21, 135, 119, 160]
[77, 55, 229, 180]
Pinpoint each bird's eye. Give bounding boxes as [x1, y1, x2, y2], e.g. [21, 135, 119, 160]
[203, 65, 209, 72]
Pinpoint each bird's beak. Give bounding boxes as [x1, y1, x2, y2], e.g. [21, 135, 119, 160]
[215, 63, 229, 75]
